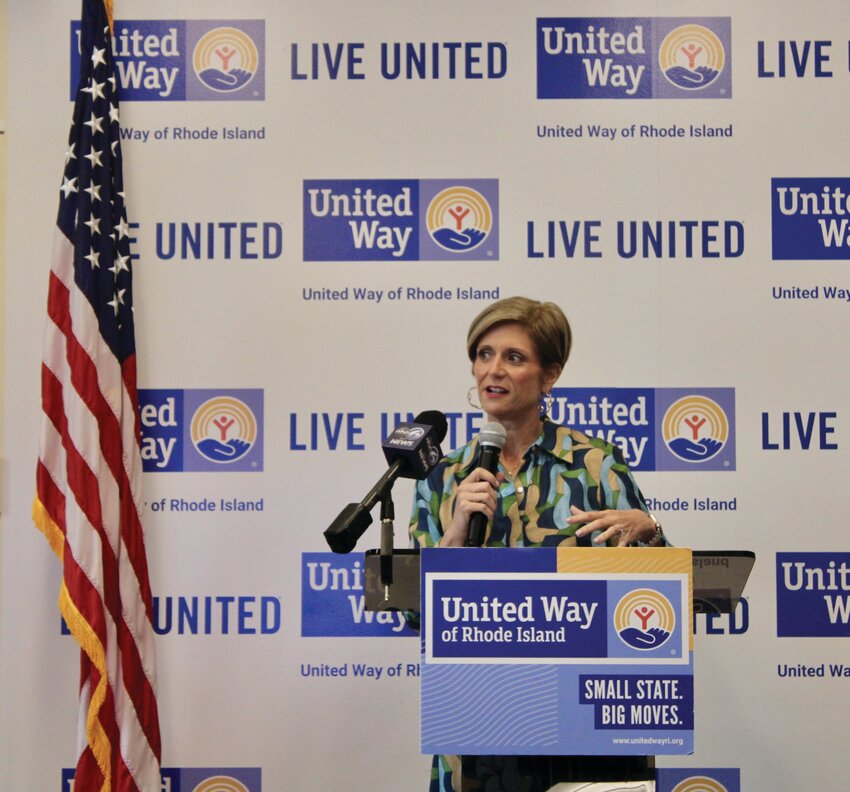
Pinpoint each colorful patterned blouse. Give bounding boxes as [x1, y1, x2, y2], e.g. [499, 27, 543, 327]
[409, 418, 650, 549]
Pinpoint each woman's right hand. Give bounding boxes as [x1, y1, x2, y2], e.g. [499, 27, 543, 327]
[440, 467, 503, 547]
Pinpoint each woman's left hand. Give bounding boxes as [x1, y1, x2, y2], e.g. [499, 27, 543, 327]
[568, 505, 656, 546]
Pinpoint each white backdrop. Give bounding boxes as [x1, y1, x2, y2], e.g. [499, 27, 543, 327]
[2, 1, 849, 789]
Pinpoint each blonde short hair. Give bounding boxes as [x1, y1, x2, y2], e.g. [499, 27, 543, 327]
[466, 296, 572, 372]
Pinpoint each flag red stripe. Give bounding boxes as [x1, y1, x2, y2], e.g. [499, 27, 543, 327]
[115, 749, 142, 792]
[75, 745, 104, 792]
[41, 310, 161, 762]
[62, 537, 111, 655]
[47, 270, 155, 623]
[36, 459, 68, 541]
[46, 243, 156, 668]
[44, 267, 161, 757]
[122, 353, 142, 444]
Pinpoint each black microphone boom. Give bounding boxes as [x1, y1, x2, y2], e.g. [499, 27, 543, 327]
[324, 411, 447, 553]
[466, 422, 507, 547]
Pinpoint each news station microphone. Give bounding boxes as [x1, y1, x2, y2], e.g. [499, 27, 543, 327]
[381, 409, 447, 480]
[324, 411, 447, 553]
[465, 422, 507, 547]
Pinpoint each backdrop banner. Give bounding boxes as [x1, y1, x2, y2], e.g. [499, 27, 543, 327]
[2, 2, 849, 790]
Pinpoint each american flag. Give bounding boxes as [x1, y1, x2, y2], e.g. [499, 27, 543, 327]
[32, 0, 162, 789]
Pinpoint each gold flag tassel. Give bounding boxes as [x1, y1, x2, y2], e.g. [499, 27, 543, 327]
[104, 0, 114, 34]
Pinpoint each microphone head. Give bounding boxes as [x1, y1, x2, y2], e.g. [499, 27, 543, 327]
[413, 410, 448, 444]
[382, 411, 447, 479]
[478, 422, 507, 449]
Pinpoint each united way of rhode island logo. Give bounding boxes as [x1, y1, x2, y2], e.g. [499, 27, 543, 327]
[426, 186, 493, 253]
[659, 24, 725, 91]
[191, 395, 258, 465]
[191, 775, 251, 792]
[614, 588, 674, 650]
[662, 395, 728, 464]
[671, 777, 729, 792]
[193, 26, 260, 93]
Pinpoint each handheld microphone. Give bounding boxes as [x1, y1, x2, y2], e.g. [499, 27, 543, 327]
[465, 422, 507, 547]
[324, 411, 447, 553]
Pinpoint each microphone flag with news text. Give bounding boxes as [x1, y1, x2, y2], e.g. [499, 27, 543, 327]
[324, 411, 447, 553]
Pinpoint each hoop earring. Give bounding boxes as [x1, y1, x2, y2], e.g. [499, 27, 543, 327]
[467, 386, 482, 410]
[539, 391, 553, 419]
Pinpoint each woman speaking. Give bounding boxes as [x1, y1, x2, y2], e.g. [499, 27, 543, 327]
[410, 295, 664, 552]
[408, 295, 665, 792]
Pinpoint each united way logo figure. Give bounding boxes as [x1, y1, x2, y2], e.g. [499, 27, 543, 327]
[662, 395, 728, 463]
[672, 778, 728, 792]
[193, 27, 259, 92]
[192, 777, 251, 792]
[426, 186, 492, 252]
[191, 396, 257, 464]
[659, 24, 725, 90]
[614, 588, 674, 651]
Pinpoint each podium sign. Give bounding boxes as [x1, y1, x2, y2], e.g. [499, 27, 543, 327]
[421, 547, 694, 756]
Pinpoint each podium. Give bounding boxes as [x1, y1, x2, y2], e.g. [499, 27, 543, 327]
[363, 548, 754, 615]
[363, 546, 754, 792]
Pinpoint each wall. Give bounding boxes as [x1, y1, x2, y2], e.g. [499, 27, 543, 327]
[1, 2, 848, 790]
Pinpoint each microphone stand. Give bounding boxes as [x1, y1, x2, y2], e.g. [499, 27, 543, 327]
[379, 493, 395, 602]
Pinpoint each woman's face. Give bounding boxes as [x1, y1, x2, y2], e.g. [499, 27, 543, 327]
[472, 322, 558, 425]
